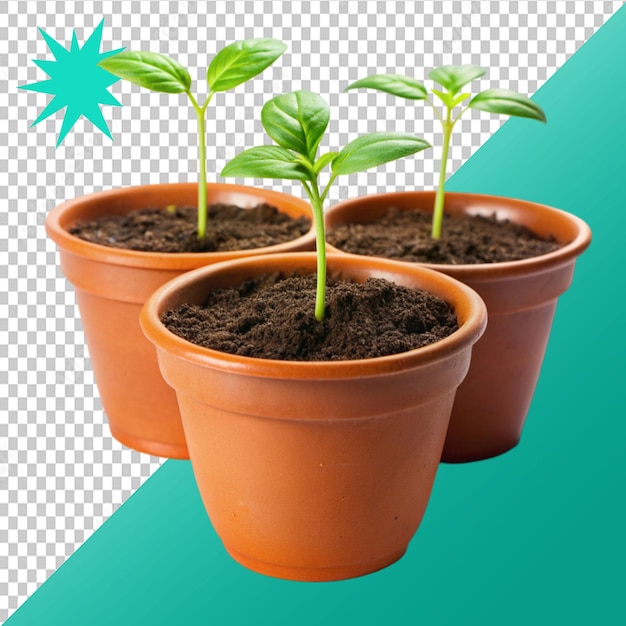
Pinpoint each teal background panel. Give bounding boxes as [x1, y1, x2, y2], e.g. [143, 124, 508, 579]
[7, 5, 626, 625]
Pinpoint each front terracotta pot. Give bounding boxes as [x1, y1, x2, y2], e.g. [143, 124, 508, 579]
[141, 252, 487, 581]
[325, 191, 592, 462]
[46, 183, 314, 459]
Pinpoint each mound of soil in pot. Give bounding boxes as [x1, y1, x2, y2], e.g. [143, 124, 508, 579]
[162, 273, 459, 361]
[327, 208, 561, 264]
[70, 204, 311, 253]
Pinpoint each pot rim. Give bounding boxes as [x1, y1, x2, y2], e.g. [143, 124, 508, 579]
[325, 190, 592, 280]
[45, 182, 316, 271]
[140, 252, 488, 380]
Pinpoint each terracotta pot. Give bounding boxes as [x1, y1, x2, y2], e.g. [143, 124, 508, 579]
[325, 191, 592, 462]
[46, 183, 315, 459]
[141, 252, 487, 581]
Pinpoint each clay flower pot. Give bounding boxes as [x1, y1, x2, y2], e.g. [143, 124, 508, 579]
[140, 252, 487, 581]
[325, 191, 591, 462]
[46, 183, 314, 459]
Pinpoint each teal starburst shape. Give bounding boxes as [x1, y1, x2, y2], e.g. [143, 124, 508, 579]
[20, 20, 125, 147]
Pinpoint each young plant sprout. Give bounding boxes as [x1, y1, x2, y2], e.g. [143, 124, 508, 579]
[99, 38, 287, 240]
[345, 65, 547, 239]
[221, 90, 430, 321]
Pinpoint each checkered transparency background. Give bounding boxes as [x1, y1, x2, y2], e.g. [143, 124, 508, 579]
[0, 0, 619, 620]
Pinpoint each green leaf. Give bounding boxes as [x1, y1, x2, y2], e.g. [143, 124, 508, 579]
[432, 88, 453, 107]
[261, 90, 330, 161]
[332, 133, 430, 176]
[313, 152, 338, 174]
[98, 50, 191, 93]
[428, 65, 485, 96]
[451, 92, 471, 108]
[207, 38, 286, 92]
[220, 145, 310, 181]
[345, 74, 427, 100]
[469, 89, 547, 122]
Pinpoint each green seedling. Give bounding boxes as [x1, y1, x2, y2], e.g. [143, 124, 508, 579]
[221, 89, 430, 321]
[99, 38, 287, 240]
[346, 65, 546, 238]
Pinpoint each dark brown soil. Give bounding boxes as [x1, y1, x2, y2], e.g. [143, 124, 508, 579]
[327, 208, 561, 264]
[70, 204, 311, 253]
[161, 273, 459, 361]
